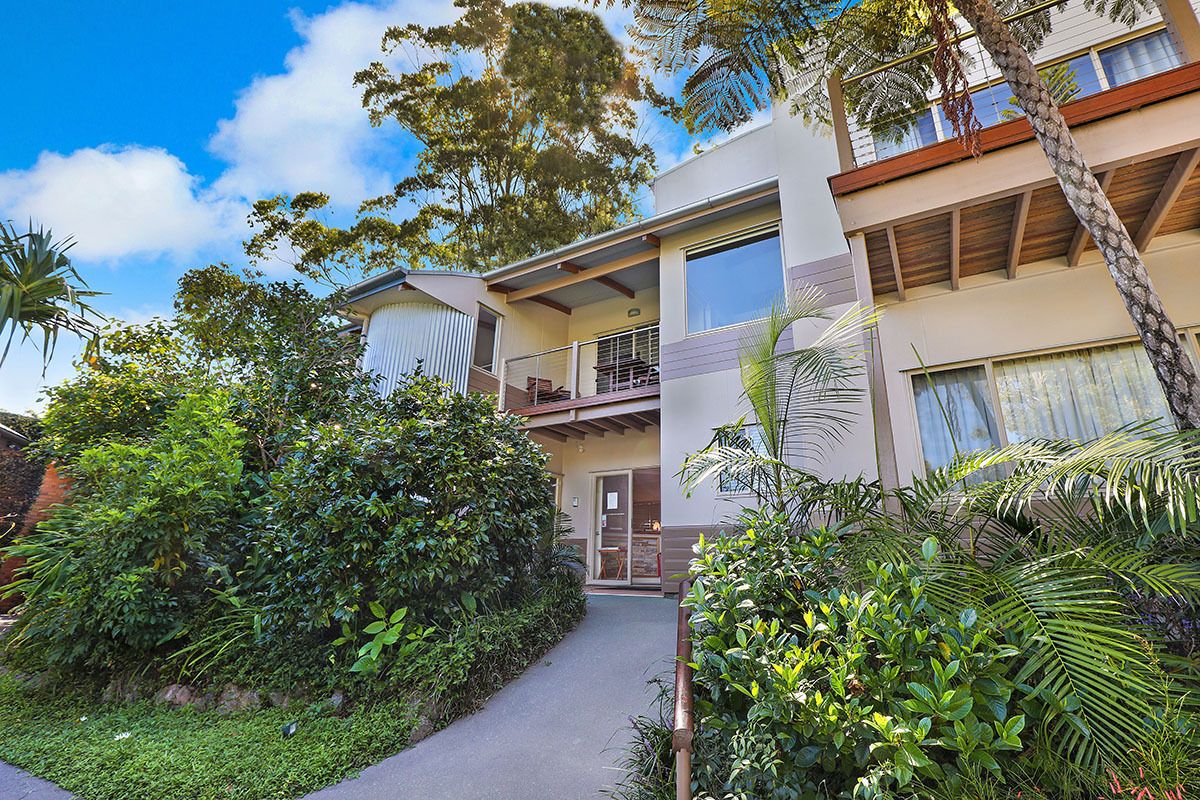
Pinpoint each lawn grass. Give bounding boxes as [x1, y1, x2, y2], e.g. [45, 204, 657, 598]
[0, 674, 417, 800]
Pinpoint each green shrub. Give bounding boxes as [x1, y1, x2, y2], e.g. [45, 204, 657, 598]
[4, 391, 246, 668]
[254, 373, 556, 634]
[685, 514, 1033, 799]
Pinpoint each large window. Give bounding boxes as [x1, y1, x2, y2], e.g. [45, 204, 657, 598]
[717, 423, 768, 495]
[472, 306, 501, 373]
[912, 340, 1173, 473]
[873, 109, 939, 160]
[686, 226, 784, 335]
[1099, 29, 1182, 87]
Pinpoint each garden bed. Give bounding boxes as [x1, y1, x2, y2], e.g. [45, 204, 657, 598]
[0, 579, 585, 800]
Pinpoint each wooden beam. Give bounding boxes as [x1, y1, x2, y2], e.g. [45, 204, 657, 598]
[594, 275, 636, 299]
[886, 226, 906, 301]
[591, 417, 628, 435]
[540, 424, 584, 440]
[504, 251, 657, 302]
[949, 209, 961, 291]
[1007, 190, 1031, 279]
[1066, 170, 1113, 267]
[530, 296, 572, 315]
[642, 233, 661, 247]
[618, 414, 646, 432]
[489, 282, 514, 294]
[573, 421, 608, 437]
[1135, 148, 1200, 251]
[530, 428, 569, 443]
[631, 411, 660, 428]
[557, 261, 582, 273]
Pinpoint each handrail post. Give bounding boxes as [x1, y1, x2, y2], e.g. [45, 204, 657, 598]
[568, 340, 580, 399]
[498, 357, 508, 410]
[672, 578, 695, 800]
[827, 73, 856, 172]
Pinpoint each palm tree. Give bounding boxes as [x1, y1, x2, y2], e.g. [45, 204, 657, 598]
[680, 286, 879, 522]
[629, 0, 1200, 429]
[0, 222, 104, 370]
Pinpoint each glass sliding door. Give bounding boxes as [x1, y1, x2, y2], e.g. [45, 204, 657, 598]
[592, 471, 631, 584]
[630, 467, 662, 587]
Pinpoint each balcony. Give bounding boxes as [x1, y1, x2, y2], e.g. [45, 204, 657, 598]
[823, 2, 1200, 303]
[500, 324, 661, 439]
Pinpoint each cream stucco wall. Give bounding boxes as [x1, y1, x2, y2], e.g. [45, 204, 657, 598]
[876, 231, 1200, 482]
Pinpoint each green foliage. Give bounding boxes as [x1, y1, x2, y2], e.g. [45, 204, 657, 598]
[4, 391, 246, 669]
[680, 287, 877, 520]
[333, 604, 437, 675]
[255, 373, 555, 632]
[606, 680, 678, 800]
[685, 516, 1032, 798]
[0, 576, 584, 800]
[247, 0, 666, 277]
[0, 672, 418, 800]
[0, 222, 104, 370]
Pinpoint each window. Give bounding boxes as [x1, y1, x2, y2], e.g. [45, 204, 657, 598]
[717, 423, 768, 494]
[912, 366, 1002, 474]
[935, 55, 1102, 133]
[993, 341, 1172, 442]
[1099, 30, 1181, 87]
[472, 306, 501, 373]
[873, 109, 939, 160]
[912, 340, 1174, 474]
[686, 226, 784, 335]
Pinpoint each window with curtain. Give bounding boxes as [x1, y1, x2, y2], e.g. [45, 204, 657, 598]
[1099, 29, 1182, 87]
[993, 341, 1173, 442]
[686, 227, 784, 334]
[912, 366, 1003, 474]
[873, 109, 939, 160]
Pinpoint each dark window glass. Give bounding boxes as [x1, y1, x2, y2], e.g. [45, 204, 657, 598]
[473, 307, 499, 372]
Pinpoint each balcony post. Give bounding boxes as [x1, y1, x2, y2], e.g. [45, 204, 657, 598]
[568, 341, 580, 399]
[827, 73, 856, 172]
[1157, 0, 1200, 62]
[498, 358, 508, 410]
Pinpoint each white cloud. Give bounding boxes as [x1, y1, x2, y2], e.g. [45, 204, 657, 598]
[0, 145, 240, 262]
[209, 0, 456, 205]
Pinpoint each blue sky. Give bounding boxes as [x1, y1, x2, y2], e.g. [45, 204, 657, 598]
[0, 0, 708, 413]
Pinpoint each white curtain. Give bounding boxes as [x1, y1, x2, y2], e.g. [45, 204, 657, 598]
[1101, 30, 1182, 86]
[993, 341, 1173, 443]
[912, 366, 1002, 473]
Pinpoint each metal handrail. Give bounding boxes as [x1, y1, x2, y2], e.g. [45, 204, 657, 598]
[501, 323, 661, 366]
[672, 579, 695, 800]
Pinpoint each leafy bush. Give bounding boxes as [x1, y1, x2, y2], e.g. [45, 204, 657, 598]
[685, 514, 1034, 799]
[5, 391, 246, 668]
[255, 374, 555, 632]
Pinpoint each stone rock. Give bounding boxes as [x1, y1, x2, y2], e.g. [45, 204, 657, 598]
[154, 684, 209, 710]
[215, 684, 261, 716]
[267, 691, 294, 709]
[102, 674, 151, 704]
[409, 716, 438, 744]
[327, 689, 346, 716]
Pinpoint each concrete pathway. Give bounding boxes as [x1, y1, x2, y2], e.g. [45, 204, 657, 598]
[0, 593, 677, 800]
[306, 593, 677, 799]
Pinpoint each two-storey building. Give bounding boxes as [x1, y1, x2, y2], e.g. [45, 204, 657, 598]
[343, 0, 1200, 591]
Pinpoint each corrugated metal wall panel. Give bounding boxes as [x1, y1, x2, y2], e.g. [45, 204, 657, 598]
[362, 302, 474, 395]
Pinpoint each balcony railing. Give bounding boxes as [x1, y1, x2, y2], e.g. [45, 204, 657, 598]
[831, 0, 1191, 170]
[500, 324, 660, 413]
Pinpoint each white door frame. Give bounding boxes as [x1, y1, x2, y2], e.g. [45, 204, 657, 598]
[589, 469, 633, 586]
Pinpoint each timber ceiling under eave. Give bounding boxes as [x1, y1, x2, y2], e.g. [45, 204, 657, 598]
[864, 147, 1200, 300]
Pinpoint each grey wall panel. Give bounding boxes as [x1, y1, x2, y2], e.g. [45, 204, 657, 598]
[790, 252, 858, 306]
[363, 302, 474, 395]
[661, 525, 726, 592]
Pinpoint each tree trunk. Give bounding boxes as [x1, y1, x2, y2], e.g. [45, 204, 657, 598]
[956, 0, 1200, 430]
